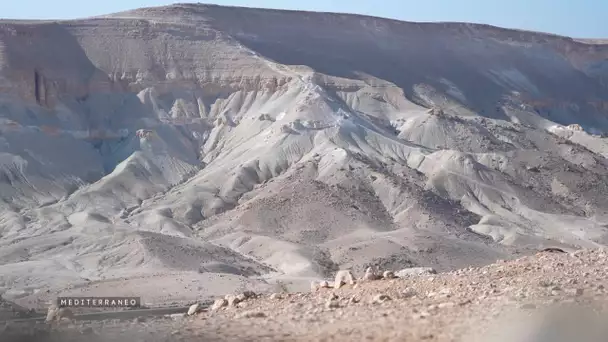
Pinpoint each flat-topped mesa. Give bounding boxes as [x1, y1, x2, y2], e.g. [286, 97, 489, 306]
[120, 3, 608, 50]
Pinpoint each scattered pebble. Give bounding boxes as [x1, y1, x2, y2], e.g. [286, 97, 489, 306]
[372, 294, 392, 304]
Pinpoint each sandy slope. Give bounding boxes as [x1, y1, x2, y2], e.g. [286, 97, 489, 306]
[0, 3, 608, 307]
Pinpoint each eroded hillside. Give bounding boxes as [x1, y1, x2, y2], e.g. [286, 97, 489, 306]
[0, 3, 608, 307]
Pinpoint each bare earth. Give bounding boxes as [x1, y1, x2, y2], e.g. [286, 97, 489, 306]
[3, 249, 608, 341]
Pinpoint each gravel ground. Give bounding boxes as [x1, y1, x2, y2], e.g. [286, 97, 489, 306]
[4, 249, 608, 342]
[193, 248, 608, 341]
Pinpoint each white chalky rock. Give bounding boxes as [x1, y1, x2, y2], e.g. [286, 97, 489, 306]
[567, 124, 584, 131]
[311, 281, 319, 292]
[46, 306, 74, 323]
[187, 303, 200, 316]
[311, 280, 331, 292]
[211, 299, 227, 311]
[334, 270, 356, 289]
[362, 267, 380, 281]
[225, 295, 241, 307]
[319, 280, 330, 288]
[383, 270, 396, 279]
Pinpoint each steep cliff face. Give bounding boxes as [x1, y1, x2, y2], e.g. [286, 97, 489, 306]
[1, 4, 608, 304]
[0, 23, 115, 107]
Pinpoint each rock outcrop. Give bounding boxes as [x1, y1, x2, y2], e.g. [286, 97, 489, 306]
[334, 270, 356, 289]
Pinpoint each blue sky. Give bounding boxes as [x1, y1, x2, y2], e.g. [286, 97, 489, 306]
[1, 0, 606, 38]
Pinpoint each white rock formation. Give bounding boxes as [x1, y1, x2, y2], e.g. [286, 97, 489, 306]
[382, 271, 396, 279]
[0, 3, 607, 307]
[187, 303, 200, 316]
[334, 270, 356, 289]
[211, 299, 228, 311]
[362, 267, 380, 281]
[45, 306, 74, 322]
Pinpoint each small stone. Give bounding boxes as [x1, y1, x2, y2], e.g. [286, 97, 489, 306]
[362, 267, 380, 281]
[45, 306, 59, 322]
[270, 293, 282, 300]
[458, 299, 472, 306]
[334, 270, 356, 289]
[311, 281, 319, 292]
[438, 302, 455, 309]
[566, 288, 584, 296]
[372, 294, 391, 304]
[226, 295, 242, 307]
[242, 291, 257, 299]
[325, 299, 340, 309]
[46, 307, 74, 323]
[187, 303, 200, 316]
[382, 271, 396, 279]
[413, 311, 430, 319]
[319, 280, 330, 288]
[237, 311, 266, 319]
[402, 289, 417, 298]
[349, 297, 360, 304]
[211, 299, 227, 311]
[439, 288, 452, 297]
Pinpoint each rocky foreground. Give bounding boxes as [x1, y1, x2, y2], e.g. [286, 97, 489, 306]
[4, 249, 608, 341]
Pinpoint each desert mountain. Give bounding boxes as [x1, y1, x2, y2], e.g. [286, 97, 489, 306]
[1, 3, 608, 306]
